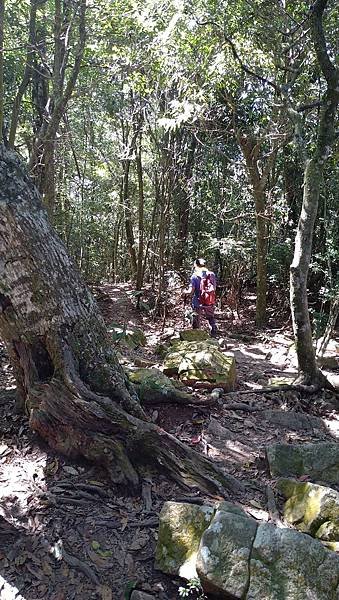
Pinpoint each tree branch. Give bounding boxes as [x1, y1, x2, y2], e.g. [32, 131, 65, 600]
[310, 0, 338, 87]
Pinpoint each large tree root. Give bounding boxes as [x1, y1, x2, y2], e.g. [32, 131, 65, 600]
[28, 377, 244, 497]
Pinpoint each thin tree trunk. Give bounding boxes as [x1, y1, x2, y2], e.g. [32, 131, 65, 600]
[136, 134, 144, 291]
[0, 145, 240, 496]
[29, 0, 86, 219]
[0, 0, 4, 141]
[238, 134, 273, 327]
[8, 0, 38, 147]
[254, 187, 267, 327]
[289, 0, 339, 384]
[122, 159, 137, 277]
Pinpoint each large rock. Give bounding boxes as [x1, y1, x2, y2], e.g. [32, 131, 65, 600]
[277, 478, 339, 541]
[155, 501, 214, 579]
[179, 329, 210, 342]
[266, 442, 339, 482]
[197, 504, 257, 598]
[248, 522, 339, 600]
[156, 500, 339, 598]
[109, 323, 146, 349]
[263, 410, 325, 432]
[127, 368, 191, 404]
[163, 340, 236, 390]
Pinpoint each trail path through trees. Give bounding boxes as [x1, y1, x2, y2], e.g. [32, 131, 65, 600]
[1, 284, 339, 599]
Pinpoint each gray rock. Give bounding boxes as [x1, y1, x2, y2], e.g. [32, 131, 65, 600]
[197, 508, 257, 598]
[248, 523, 339, 600]
[156, 500, 339, 599]
[263, 409, 325, 432]
[266, 441, 339, 482]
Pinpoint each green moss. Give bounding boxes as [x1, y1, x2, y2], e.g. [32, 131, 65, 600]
[156, 502, 215, 577]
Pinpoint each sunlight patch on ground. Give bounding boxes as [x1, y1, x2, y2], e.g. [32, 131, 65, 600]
[239, 347, 266, 360]
[0, 448, 47, 527]
[0, 575, 26, 600]
[323, 418, 339, 438]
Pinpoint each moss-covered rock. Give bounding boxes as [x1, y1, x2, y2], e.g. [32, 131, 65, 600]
[156, 499, 339, 599]
[109, 323, 146, 349]
[155, 501, 214, 579]
[277, 478, 339, 540]
[266, 442, 339, 482]
[163, 340, 236, 390]
[248, 522, 339, 600]
[127, 368, 191, 404]
[179, 329, 210, 342]
[197, 507, 257, 598]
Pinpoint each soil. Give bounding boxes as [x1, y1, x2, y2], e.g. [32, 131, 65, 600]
[1, 283, 339, 600]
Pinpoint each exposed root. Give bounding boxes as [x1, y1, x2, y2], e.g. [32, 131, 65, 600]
[28, 376, 243, 497]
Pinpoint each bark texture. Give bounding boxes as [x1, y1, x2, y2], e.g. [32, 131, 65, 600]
[289, 0, 339, 384]
[0, 145, 239, 496]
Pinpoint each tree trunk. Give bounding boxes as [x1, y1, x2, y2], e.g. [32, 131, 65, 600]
[8, 0, 38, 147]
[254, 187, 268, 327]
[136, 135, 144, 291]
[0, 145, 239, 496]
[238, 134, 271, 327]
[121, 158, 137, 278]
[289, 0, 339, 384]
[0, 0, 4, 141]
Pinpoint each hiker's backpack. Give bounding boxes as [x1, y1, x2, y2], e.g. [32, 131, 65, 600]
[199, 271, 216, 306]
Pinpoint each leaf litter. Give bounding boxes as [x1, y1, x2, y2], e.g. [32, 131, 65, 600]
[1, 283, 339, 598]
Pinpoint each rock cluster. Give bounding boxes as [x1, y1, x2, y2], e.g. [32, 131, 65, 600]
[156, 501, 339, 599]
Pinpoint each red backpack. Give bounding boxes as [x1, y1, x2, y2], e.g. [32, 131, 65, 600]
[199, 271, 216, 306]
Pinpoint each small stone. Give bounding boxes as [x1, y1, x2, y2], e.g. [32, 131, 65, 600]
[151, 410, 158, 422]
[62, 466, 78, 476]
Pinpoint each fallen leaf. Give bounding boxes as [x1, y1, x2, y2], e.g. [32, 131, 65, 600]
[91, 540, 101, 551]
[45, 458, 59, 475]
[190, 435, 201, 444]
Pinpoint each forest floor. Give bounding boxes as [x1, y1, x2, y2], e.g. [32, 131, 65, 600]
[1, 283, 339, 600]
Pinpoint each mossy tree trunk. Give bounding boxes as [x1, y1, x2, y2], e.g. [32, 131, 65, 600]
[0, 145, 239, 496]
[289, 0, 339, 385]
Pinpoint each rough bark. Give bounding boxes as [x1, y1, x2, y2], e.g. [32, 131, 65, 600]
[289, 0, 339, 384]
[0, 145, 240, 496]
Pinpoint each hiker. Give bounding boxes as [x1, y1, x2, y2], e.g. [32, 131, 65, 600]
[183, 258, 217, 337]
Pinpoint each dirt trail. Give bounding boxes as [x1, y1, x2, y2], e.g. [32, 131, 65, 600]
[1, 283, 339, 600]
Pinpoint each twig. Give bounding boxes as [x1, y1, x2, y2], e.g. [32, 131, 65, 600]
[141, 479, 152, 512]
[228, 383, 321, 396]
[62, 548, 99, 584]
[222, 402, 260, 412]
